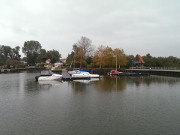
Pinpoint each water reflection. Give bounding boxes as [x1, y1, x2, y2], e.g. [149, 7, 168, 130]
[1, 72, 180, 135]
[70, 75, 180, 92]
[94, 76, 127, 92]
[25, 78, 62, 91]
[38, 80, 62, 90]
[70, 78, 100, 92]
[16, 72, 180, 93]
[73, 78, 100, 84]
[145, 75, 180, 85]
[125, 76, 146, 87]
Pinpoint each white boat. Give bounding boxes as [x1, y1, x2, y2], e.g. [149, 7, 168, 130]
[72, 72, 99, 78]
[35, 70, 62, 81]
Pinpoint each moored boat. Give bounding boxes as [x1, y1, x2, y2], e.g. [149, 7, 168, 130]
[35, 70, 62, 81]
[109, 70, 123, 75]
[71, 72, 100, 79]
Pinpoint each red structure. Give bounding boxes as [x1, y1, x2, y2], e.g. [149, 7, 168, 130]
[133, 54, 145, 67]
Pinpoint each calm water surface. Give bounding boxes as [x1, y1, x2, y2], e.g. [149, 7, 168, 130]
[0, 72, 180, 135]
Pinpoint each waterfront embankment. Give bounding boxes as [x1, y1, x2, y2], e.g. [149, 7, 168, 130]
[1, 67, 180, 77]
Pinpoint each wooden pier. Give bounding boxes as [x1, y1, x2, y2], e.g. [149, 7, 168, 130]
[62, 70, 72, 81]
[62, 69, 96, 81]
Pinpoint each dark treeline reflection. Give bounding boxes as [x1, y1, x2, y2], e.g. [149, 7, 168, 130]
[70, 75, 180, 92]
[25, 79, 62, 91]
[136, 75, 180, 86]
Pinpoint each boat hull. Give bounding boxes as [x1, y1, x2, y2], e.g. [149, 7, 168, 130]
[72, 72, 99, 79]
[37, 74, 62, 81]
[72, 73, 90, 78]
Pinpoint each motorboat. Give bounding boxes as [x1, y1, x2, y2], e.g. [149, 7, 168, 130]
[71, 72, 100, 79]
[109, 70, 123, 75]
[35, 70, 62, 81]
[110, 70, 150, 76]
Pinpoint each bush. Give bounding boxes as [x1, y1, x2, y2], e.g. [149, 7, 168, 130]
[6, 59, 25, 69]
[38, 63, 48, 67]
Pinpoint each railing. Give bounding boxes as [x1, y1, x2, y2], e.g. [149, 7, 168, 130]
[130, 67, 180, 70]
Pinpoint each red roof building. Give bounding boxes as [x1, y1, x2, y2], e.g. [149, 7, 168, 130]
[133, 54, 145, 67]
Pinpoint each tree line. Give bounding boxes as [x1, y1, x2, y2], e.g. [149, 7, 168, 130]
[0, 40, 61, 68]
[1, 37, 180, 69]
[142, 53, 180, 67]
[66, 36, 127, 68]
[66, 36, 180, 69]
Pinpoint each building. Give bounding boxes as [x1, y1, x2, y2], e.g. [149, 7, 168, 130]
[54, 62, 63, 69]
[60, 58, 66, 63]
[133, 54, 145, 67]
[44, 59, 52, 69]
[45, 59, 51, 64]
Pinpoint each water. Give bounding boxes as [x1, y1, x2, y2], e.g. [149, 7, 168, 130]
[0, 72, 180, 135]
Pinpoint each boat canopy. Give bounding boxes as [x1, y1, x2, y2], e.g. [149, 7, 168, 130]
[40, 70, 53, 75]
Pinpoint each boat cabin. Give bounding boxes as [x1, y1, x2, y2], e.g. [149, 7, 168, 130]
[40, 70, 53, 76]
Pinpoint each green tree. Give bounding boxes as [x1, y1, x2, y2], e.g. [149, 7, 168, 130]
[142, 53, 153, 67]
[37, 49, 48, 63]
[6, 58, 25, 68]
[0, 45, 21, 66]
[66, 51, 75, 68]
[0, 55, 5, 66]
[126, 55, 134, 68]
[22, 40, 42, 65]
[11, 46, 21, 60]
[46, 49, 61, 64]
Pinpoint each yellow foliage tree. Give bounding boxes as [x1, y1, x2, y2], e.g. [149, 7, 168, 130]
[93, 46, 114, 68]
[113, 48, 127, 68]
[92, 45, 106, 68]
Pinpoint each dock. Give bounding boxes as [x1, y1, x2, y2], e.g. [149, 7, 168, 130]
[62, 70, 72, 81]
[61, 69, 95, 81]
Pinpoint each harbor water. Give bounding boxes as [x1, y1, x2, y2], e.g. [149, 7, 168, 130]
[0, 72, 180, 135]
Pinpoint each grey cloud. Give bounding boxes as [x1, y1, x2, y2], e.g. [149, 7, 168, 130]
[0, 0, 180, 57]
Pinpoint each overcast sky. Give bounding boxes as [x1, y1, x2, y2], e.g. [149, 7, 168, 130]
[0, 0, 180, 58]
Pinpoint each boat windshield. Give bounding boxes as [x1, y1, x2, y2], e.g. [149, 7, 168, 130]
[40, 70, 53, 75]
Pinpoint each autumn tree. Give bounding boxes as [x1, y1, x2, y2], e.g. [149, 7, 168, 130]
[73, 44, 86, 68]
[113, 48, 127, 68]
[92, 45, 106, 68]
[76, 36, 94, 57]
[72, 36, 94, 68]
[92, 46, 113, 68]
[103, 46, 114, 67]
